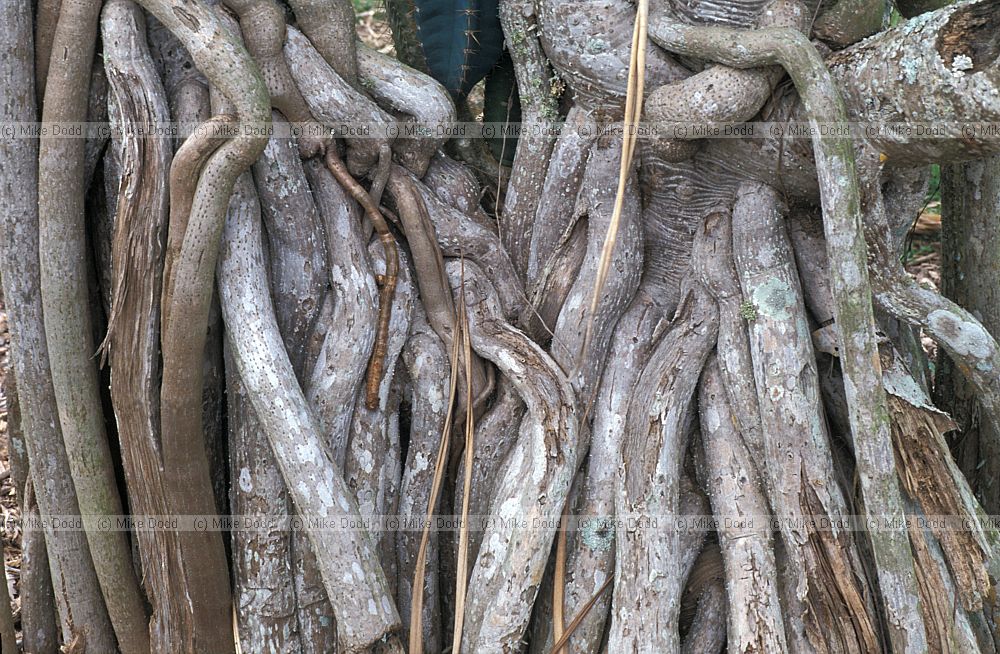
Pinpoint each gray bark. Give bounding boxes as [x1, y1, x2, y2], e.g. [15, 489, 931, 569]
[0, 1, 115, 648]
[936, 155, 1000, 514]
[218, 171, 403, 652]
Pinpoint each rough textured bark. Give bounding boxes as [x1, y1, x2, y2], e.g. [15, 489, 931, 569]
[498, 0, 561, 279]
[610, 263, 718, 651]
[18, 483, 60, 654]
[936, 155, 1000, 514]
[699, 357, 788, 653]
[452, 260, 578, 650]
[303, 158, 377, 467]
[396, 304, 449, 653]
[218, 170, 403, 652]
[555, 289, 665, 652]
[357, 44, 456, 176]
[647, 11, 927, 644]
[101, 2, 197, 650]
[732, 183, 879, 653]
[257, 113, 338, 653]
[285, 27, 392, 175]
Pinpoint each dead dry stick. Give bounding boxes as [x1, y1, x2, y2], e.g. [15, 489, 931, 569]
[325, 147, 399, 410]
[409, 312, 461, 654]
[581, 0, 647, 367]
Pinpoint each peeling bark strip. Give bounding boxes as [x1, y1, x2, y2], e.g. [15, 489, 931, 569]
[649, 14, 926, 648]
[860, 168, 1000, 497]
[731, 183, 880, 653]
[100, 1, 194, 650]
[1, 1, 117, 649]
[882, 349, 993, 613]
[37, 0, 152, 647]
[133, 0, 272, 648]
[218, 174, 403, 652]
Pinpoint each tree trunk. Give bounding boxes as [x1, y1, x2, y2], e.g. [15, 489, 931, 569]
[5, 0, 1000, 651]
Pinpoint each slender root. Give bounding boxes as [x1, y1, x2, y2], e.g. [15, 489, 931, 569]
[325, 147, 399, 410]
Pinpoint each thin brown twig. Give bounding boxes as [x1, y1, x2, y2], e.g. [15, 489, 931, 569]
[325, 146, 399, 409]
[552, 504, 569, 652]
[548, 575, 614, 653]
[452, 257, 476, 653]
[409, 312, 462, 654]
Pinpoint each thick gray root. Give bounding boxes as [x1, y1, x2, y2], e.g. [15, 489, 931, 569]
[448, 260, 578, 650]
[732, 182, 880, 653]
[497, 0, 561, 279]
[549, 137, 644, 397]
[285, 26, 393, 176]
[609, 274, 718, 652]
[218, 169, 402, 653]
[357, 43, 456, 176]
[396, 302, 449, 653]
[1, 0, 116, 647]
[525, 107, 595, 288]
[558, 289, 667, 652]
[227, 346, 302, 654]
[346, 242, 415, 598]
[698, 357, 788, 653]
[304, 159, 378, 466]
[255, 122, 340, 650]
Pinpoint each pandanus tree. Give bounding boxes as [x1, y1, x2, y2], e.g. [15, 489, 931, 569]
[2, 0, 1000, 649]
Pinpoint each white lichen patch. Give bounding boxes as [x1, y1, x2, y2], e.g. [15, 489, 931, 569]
[751, 277, 795, 322]
[951, 54, 974, 77]
[928, 310, 992, 360]
[239, 467, 253, 492]
[580, 518, 614, 552]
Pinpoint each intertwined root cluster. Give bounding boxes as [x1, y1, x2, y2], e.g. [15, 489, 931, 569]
[5, 0, 1000, 651]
